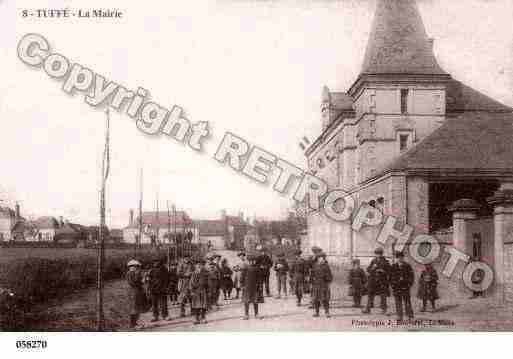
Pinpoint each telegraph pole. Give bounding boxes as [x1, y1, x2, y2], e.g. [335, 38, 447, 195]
[97, 108, 110, 332]
[137, 168, 143, 256]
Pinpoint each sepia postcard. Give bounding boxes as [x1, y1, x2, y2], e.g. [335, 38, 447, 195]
[2, 0, 513, 355]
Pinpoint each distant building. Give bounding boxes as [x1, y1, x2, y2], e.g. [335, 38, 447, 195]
[0, 203, 25, 241]
[32, 216, 60, 241]
[123, 209, 197, 244]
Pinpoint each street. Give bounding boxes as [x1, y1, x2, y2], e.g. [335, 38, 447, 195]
[135, 251, 513, 332]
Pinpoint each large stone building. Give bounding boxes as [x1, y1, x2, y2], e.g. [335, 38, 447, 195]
[305, 0, 513, 300]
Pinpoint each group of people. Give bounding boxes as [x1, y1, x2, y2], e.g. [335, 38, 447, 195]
[347, 247, 440, 321]
[125, 245, 440, 328]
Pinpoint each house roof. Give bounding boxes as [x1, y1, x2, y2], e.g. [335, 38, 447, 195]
[360, 0, 447, 76]
[125, 210, 191, 229]
[446, 80, 513, 114]
[381, 111, 513, 173]
[34, 216, 59, 229]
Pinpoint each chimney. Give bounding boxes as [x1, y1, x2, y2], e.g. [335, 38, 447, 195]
[15, 203, 20, 220]
[238, 211, 244, 220]
[59, 216, 65, 227]
[129, 209, 134, 226]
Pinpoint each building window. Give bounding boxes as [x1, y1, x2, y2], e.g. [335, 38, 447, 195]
[400, 134, 409, 152]
[400, 89, 409, 114]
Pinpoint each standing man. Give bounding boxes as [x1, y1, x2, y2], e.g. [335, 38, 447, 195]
[310, 251, 333, 318]
[126, 260, 146, 329]
[289, 250, 307, 306]
[274, 253, 289, 298]
[362, 248, 391, 315]
[308, 246, 323, 308]
[207, 259, 221, 310]
[390, 251, 414, 322]
[189, 258, 209, 325]
[241, 254, 264, 320]
[148, 258, 170, 322]
[257, 246, 273, 297]
[348, 259, 367, 308]
[177, 258, 194, 318]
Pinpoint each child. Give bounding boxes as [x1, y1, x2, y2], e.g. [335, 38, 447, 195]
[348, 259, 367, 308]
[241, 254, 264, 320]
[417, 264, 439, 312]
[220, 258, 234, 300]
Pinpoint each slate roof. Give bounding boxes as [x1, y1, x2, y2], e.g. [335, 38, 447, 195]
[383, 111, 513, 173]
[125, 210, 191, 229]
[360, 0, 447, 75]
[446, 80, 513, 114]
[34, 216, 60, 229]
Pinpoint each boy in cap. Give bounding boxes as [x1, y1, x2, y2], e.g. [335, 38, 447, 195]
[310, 252, 333, 318]
[207, 260, 221, 310]
[390, 251, 414, 322]
[273, 253, 289, 298]
[348, 259, 367, 308]
[363, 247, 391, 315]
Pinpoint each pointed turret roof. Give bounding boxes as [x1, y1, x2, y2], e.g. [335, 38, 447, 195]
[360, 0, 447, 75]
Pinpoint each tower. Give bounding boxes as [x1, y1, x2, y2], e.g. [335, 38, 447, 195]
[348, 0, 451, 182]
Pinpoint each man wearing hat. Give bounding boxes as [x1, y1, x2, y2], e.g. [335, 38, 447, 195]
[241, 254, 264, 319]
[390, 251, 414, 321]
[207, 260, 221, 310]
[273, 253, 289, 299]
[148, 258, 170, 322]
[256, 246, 273, 297]
[289, 249, 307, 306]
[348, 259, 367, 308]
[307, 246, 323, 308]
[126, 260, 146, 328]
[310, 252, 333, 318]
[232, 252, 246, 299]
[363, 247, 391, 315]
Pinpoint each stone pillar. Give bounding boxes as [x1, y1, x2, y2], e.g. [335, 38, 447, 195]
[487, 188, 513, 303]
[448, 199, 481, 297]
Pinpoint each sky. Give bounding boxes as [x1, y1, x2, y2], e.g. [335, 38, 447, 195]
[1, 0, 512, 228]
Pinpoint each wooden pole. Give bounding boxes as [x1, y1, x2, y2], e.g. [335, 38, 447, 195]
[97, 109, 110, 332]
[137, 168, 143, 255]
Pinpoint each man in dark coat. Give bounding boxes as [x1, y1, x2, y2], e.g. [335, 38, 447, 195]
[390, 251, 414, 321]
[289, 250, 307, 306]
[148, 258, 170, 322]
[126, 260, 146, 329]
[363, 247, 391, 315]
[241, 254, 264, 319]
[311, 252, 333, 318]
[168, 260, 179, 305]
[274, 253, 289, 298]
[257, 246, 273, 297]
[348, 259, 367, 308]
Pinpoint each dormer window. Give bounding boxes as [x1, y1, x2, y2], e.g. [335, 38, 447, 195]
[400, 89, 409, 114]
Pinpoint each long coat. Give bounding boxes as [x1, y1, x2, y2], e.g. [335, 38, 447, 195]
[148, 265, 170, 295]
[417, 268, 439, 301]
[310, 261, 333, 303]
[366, 257, 391, 296]
[241, 263, 264, 304]
[390, 262, 414, 296]
[220, 266, 234, 291]
[126, 269, 147, 315]
[189, 268, 209, 309]
[348, 268, 367, 296]
[177, 264, 194, 303]
[289, 258, 307, 288]
[232, 264, 242, 289]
